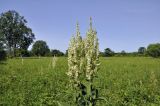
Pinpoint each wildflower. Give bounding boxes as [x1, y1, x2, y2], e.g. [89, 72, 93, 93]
[67, 18, 100, 106]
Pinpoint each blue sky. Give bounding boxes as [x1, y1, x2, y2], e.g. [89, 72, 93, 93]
[0, 0, 160, 52]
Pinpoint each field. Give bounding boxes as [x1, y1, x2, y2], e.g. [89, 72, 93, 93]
[0, 57, 160, 106]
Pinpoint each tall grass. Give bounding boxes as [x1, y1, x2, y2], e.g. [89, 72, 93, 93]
[0, 57, 160, 105]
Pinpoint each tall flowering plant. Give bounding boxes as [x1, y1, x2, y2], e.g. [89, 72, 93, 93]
[67, 18, 100, 106]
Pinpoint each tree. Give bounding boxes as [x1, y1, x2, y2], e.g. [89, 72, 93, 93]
[31, 40, 50, 56]
[65, 49, 68, 56]
[104, 48, 114, 57]
[0, 10, 35, 57]
[147, 43, 160, 58]
[138, 47, 146, 54]
[51, 49, 64, 56]
[99, 51, 105, 57]
[0, 42, 6, 60]
[121, 50, 126, 56]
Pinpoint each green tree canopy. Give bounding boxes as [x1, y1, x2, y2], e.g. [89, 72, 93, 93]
[138, 47, 146, 54]
[31, 40, 50, 56]
[104, 48, 114, 57]
[0, 10, 35, 57]
[147, 43, 160, 58]
[51, 49, 64, 56]
[121, 50, 126, 56]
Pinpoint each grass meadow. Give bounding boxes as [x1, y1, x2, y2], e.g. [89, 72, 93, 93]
[0, 57, 160, 105]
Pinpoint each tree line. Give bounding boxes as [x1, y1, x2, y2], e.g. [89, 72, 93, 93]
[0, 10, 160, 60]
[100, 45, 160, 58]
[25, 40, 65, 57]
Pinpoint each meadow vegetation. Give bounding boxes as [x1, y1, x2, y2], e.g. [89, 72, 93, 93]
[0, 57, 160, 105]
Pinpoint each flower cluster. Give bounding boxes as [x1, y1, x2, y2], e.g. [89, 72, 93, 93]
[67, 18, 100, 106]
[67, 18, 100, 85]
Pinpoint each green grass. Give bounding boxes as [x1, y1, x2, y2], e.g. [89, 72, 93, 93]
[0, 57, 160, 105]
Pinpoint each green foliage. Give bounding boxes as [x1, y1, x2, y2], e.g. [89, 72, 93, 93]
[31, 40, 50, 56]
[51, 49, 64, 57]
[99, 51, 105, 57]
[15, 49, 31, 57]
[121, 50, 126, 56]
[0, 57, 160, 105]
[65, 50, 68, 57]
[138, 47, 146, 55]
[0, 10, 35, 57]
[0, 43, 6, 60]
[104, 48, 114, 57]
[147, 43, 160, 58]
[0, 50, 6, 61]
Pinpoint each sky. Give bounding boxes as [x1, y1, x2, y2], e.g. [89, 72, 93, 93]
[0, 0, 160, 52]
